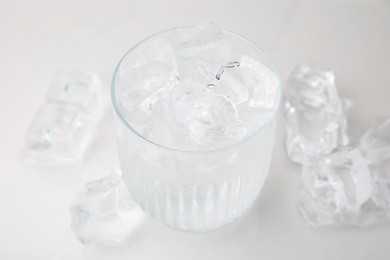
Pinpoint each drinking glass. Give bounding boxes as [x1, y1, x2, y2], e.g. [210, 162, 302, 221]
[111, 28, 281, 232]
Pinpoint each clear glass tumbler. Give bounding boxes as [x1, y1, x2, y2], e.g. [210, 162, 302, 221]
[111, 29, 281, 232]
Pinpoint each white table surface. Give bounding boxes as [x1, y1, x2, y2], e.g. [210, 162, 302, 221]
[1, 0, 390, 259]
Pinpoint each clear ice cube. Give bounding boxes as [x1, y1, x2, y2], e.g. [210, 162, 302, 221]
[238, 56, 279, 110]
[115, 38, 181, 145]
[300, 149, 373, 227]
[169, 79, 246, 149]
[360, 162, 390, 224]
[359, 118, 390, 164]
[122, 38, 178, 69]
[46, 70, 104, 118]
[21, 104, 93, 163]
[188, 94, 247, 147]
[214, 63, 250, 105]
[116, 38, 178, 132]
[172, 23, 236, 83]
[170, 23, 225, 59]
[196, 55, 279, 134]
[70, 170, 144, 245]
[285, 65, 350, 164]
[117, 60, 178, 136]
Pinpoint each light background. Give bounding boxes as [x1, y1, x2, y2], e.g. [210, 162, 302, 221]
[1, 0, 390, 259]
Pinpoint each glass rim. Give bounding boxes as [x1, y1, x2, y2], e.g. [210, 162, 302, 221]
[111, 26, 282, 155]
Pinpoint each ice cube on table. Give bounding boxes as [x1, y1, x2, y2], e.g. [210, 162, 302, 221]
[21, 104, 93, 163]
[361, 162, 390, 224]
[70, 170, 144, 246]
[359, 118, 390, 164]
[362, 131, 390, 222]
[285, 65, 350, 164]
[46, 71, 104, 118]
[300, 149, 373, 227]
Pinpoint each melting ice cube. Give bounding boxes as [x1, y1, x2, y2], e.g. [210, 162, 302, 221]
[21, 104, 92, 163]
[359, 117, 390, 164]
[70, 169, 144, 245]
[46, 70, 104, 118]
[285, 65, 350, 164]
[299, 149, 373, 227]
[22, 71, 105, 163]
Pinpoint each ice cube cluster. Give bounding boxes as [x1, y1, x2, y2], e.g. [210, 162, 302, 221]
[70, 169, 144, 246]
[285, 65, 390, 227]
[21, 71, 104, 163]
[115, 23, 280, 151]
